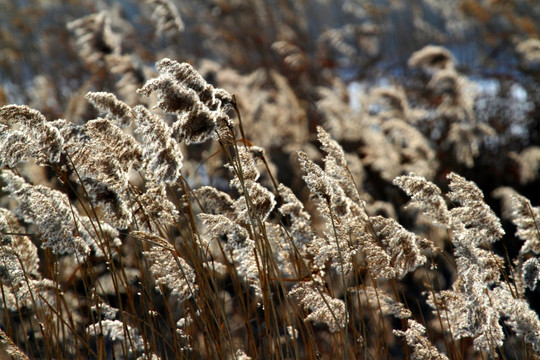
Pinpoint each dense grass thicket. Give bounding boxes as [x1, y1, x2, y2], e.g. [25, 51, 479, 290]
[1, 1, 540, 359]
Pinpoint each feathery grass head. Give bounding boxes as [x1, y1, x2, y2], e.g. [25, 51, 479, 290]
[290, 281, 348, 333]
[67, 11, 120, 68]
[393, 173, 450, 227]
[134, 105, 183, 184]
[142, 232, 198, 302]
[394, 320, 449, 360]
[447, 172, 505, 245]
[0, 105, 64, 166]
[146, 0, 185, 37]
[138, 59, 233, 145]
[1, 171, 91, 262]
[86, 91, 136, 127]
[408, 45, 456, 73]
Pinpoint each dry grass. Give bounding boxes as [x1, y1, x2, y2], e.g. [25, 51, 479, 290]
[1, 1, 540, 359]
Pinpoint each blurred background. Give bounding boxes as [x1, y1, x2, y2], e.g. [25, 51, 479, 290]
[2, 0, 540, 111]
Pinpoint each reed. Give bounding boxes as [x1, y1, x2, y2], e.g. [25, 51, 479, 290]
[1, 1, 540, 359]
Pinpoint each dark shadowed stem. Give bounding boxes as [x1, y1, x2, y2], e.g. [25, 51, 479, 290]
[215, 238, 259, 355]
[422, 261, 457, 359]
[222, 113, 310, 357]
[220, 129, 274, 298]
[38, 290, 96, 358]
[388, 279, 410, 359]
[349, 256, 371, 358]
[326, 206, 350, 357]
[368, 278, 391, 360]
[176, 175, 239, 355]
[0, 277, 35, 358]
[0, 281, 14, 350]
[233, 94, 248, 148]
[272, 210, 322, 356]
[261, 153, 280, 195]
[60, 153, 141, 356]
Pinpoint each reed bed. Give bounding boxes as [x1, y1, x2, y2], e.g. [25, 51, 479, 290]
[1, 1, 540, 359]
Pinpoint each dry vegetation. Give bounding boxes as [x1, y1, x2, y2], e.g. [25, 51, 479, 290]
[1, 0, 540, 359]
